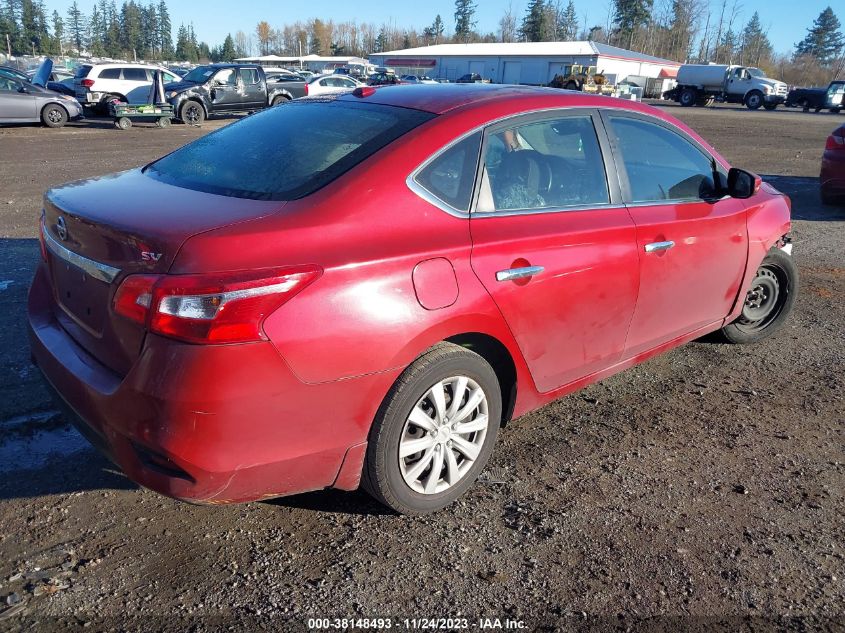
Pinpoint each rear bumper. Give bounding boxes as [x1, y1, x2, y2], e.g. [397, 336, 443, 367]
[28, 263, 387, 504]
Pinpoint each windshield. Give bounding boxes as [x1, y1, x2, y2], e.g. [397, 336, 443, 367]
[747, 68, 765, 78]
[146, 101, 435, 200]
[181, 66, 216, 83]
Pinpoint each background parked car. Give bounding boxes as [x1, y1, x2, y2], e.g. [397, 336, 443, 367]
[368, 72, 402, 86]
[74, 63, 181, 112]
[786, 80, 844, 113]
[401, 75, 438, 84]
[456, 73, 487, 83]
[28, 67, 76, 96]
[305, 74, 361, 95]
[821, 124, 845, 205]
[0, 60, 83, 127]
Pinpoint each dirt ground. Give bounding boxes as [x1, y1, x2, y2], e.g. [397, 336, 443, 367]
[0, 103, 843, 632]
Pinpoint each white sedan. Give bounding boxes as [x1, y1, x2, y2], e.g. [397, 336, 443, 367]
[401, 75, 438, 84]
[305, 75, 362, 96]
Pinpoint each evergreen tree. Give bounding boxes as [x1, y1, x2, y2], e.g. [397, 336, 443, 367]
[431, 14, 444, 44]
[795, 7, 844, 66]
[520, 0, 552, 42]
[739, 12, 772, 66]
[612, 0, 653, 49]
[558, 0, 578, 40]
[66, 0, 85, 52]
[219, 32, 236, 61]
[87, 3, 104, 55]
[51, 9, 62, 52]
[157, 0, 171, 57]
[454, 0, 477, 42]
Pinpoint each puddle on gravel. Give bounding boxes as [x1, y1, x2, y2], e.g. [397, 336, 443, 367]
[0, 425, 92, 473]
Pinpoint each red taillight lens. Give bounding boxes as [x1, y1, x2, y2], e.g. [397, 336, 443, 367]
[113, 267, 321, 344]
[113, 274, 158, 325]
[825, 129, 845, 151]
[304, 82, 309, 95]
[80, 78, 95, 88]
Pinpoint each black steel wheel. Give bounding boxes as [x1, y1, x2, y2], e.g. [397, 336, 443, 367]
[719, 248, 798, 344]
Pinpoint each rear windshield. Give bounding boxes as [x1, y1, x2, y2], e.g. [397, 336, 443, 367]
[145, 101, 435, 200]
[74, 65, 93, 79]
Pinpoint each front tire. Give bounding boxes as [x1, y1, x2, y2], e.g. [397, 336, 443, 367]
[41, 104, 68, 128]
[745, 91, 763, 110]
[362, 343, 502, 515]
[180, 100, 205, 126]
[719, 248, 798, 344]
[679, 88, 697, 107]
[763, 102, 777, 111]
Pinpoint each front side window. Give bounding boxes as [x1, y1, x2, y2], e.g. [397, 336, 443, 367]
[606, 115, 717, 203]
[478, 115, 610, 212]
[146, 101, 434, 200]
[414, 132, 482, 213]
[0, 76, 21, 91]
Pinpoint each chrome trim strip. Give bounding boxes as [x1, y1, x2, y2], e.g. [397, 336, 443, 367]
[644, 240, 675, 253]
[474, 203, 627, 218]
[44, 230, 121, 283]
[496, 265, 544, 282]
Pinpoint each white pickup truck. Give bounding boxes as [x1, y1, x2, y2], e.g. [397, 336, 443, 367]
[665, 64, 788, 110]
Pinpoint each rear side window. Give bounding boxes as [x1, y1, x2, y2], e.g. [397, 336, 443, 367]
[99, 68, 121, 79]
[607, 116, 717, 202]
[241, 68, 260, 84]
[146, 101, 435, 200]
[123, 68, 148, 81]
[74, 65, 93, 79]
[414, 133, 481, 212]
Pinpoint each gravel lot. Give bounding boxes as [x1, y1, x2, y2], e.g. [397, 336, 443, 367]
[0, 103, 843, 631]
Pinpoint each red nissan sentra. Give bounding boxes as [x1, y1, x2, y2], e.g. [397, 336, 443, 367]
[28, 85, 798, 514]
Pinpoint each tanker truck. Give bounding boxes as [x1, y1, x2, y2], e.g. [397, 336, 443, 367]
[664, 64, 788, 110]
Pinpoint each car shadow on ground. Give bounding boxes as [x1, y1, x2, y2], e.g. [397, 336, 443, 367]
[263, 488, 395, 516]
[762, 175, 845, 221]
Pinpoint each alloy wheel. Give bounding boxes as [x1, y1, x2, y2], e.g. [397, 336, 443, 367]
[398, 376, 489, 495]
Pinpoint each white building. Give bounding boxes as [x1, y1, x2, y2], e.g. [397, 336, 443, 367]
[234, 54, 369, 73]
[368, 41, 679, 89]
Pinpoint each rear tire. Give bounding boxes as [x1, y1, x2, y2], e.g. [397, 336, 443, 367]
[679, 88, 697, 107]
[745, 91, 763, 110]
[41, 104, 68, 128]
[763, 103, 777, 111]
[271, 95, 291, 106]
[362, 343, 502, 515]
[719, 248, 798, 344]
[180, 100, 205, 126]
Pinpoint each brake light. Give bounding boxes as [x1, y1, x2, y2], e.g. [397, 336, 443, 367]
[304, 82, 309, 96]
[825, 129, 845, 151]
[113, 267, 321, 344]
[80, 78, 95, 88]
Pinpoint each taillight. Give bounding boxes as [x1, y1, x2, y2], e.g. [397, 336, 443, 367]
[80, 78, 95, 88]
[304, 82, 309, 95]
[113, 267, 321, 344]
[825, 129, 845, 151]
[38, 214, 48, 262]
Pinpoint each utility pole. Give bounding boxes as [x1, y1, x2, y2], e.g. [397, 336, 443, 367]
[31, 40, 35, 56]
[5, 33, 10, 57]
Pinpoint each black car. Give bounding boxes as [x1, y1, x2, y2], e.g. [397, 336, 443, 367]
[367, 72, 402, 86]
[457, 73, 484, 83]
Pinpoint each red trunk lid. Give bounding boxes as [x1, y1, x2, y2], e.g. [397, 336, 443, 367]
[42, 169, 282, 375]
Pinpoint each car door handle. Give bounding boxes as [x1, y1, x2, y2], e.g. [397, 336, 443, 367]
[496, 265, 544, 282]
[644, 240, 675, 253]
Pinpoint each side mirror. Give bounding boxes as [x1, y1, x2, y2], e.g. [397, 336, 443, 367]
[17, 85, 28, 94]
[727, 167, 761, 199]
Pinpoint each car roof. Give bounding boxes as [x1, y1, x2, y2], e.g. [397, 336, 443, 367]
[335, 83, 615, 114]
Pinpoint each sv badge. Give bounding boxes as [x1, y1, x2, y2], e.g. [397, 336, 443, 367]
[141, 251, 163, 262]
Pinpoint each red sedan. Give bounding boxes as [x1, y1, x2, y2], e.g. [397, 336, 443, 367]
[821, 123, 845, 204]
[28, 85, 798, 514]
